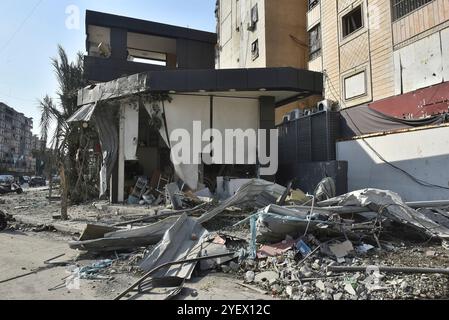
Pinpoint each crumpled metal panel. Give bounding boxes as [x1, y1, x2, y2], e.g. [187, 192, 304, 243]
[319, 188, 449, 239]
[94, 104, 118, 197]
[197, 179, 286, 224]
[67, 103, 97, 123]
[139, 214, 209, 279]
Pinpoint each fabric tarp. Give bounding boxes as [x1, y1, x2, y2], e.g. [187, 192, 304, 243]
[95, 104, 118, 198]
[340, 104, 449, 139]
[67, 103, 97, 123]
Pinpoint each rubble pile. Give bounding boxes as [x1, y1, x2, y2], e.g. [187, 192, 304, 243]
[3, 176, 449, 300]
[229, 242, 449, 300]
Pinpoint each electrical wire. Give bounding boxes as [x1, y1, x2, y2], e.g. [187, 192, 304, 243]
[323, 70, 449, 191]
[0, 0, 44, 55]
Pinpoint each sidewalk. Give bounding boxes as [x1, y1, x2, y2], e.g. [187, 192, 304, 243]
[3, 187, 158, 235]
[12, 214, 87, 234]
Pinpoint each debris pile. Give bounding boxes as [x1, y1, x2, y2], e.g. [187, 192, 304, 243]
[62, 178, 449, 300]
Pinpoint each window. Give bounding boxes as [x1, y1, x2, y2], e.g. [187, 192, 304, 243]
[251, 39, 259, 61]
[248, 4, 259, 31]
[342, 5, 363, 38]
[392, 0, 433, 21]
[344, 71, 367, 100]
[308, 0, 319, 10]
[309, 24, 321, 60]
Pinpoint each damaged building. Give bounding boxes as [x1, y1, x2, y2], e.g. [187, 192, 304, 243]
[4, 2, 449, 303]
[74, 10, 322, 203]
[73, 2, 449, 205]
[305, 0, 449, 201]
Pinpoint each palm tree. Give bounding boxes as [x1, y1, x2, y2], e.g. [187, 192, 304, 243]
[39, 45, 98, 220]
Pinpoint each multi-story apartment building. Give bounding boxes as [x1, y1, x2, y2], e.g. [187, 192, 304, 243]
[307, 0, 449, 118]
[215, 0, 323, 123]
[216, 0, 309, 69]
[0, 102, 42, 175]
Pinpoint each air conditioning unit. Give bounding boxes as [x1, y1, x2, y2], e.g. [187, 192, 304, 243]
[282, 114, 291, 123]
[317, 99, 335, 112]
[247, 4, 259, 31]
[304, 109, 313, 116]
[289, 109, 303, 120]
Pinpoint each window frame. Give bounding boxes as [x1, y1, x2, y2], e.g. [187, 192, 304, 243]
[343, 70, 368, 101]
[251, 39, 259, 61]
[308, 0, 319, 11]
[391, 0, 434, 22]
[341, 5, 364, 39]
[308, 23, 322, 60]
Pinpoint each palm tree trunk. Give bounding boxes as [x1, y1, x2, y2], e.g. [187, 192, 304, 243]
[60, 163, 68, 220]
[48, 175, 53, 203]
[48, 156, 53, 203]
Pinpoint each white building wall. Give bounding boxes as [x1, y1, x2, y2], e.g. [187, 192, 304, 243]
[337, 125, 449, 201]
[218, 0, 266, 69]
[394, 27, 449, 94]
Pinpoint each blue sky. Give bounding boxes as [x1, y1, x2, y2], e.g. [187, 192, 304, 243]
[0, 0, 216, 136]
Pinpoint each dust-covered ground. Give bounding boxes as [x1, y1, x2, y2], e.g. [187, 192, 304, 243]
[1, 187, 449, 300]
[0, 231, 272, 300]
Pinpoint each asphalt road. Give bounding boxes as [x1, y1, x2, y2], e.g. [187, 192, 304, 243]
[0, 231, 99, 300]
[0, 231, 272, 300]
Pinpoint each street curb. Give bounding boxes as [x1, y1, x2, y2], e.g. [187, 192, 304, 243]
[12, 215, 86, 235]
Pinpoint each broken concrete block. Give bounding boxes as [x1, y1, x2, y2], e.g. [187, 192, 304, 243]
[255, 271, 279, 285]
[245, 271, 255, 283]
[329, 240, 354, 259]
[333, 293, 343, 300]
[316, 280, 326, 291]
[344, 283, 357, 296]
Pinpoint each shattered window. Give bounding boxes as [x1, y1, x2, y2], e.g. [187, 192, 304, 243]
[251, 39, 259, 61]
[309, 24, 321, 60]
[342, 5, 363, 38]
[248, 4, 259, 31]
[308, 0, 319, 10]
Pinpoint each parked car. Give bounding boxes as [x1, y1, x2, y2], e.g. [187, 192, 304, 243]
[0, 175, 23, 195]
[0, 175, 14, 185]
[29, 176, 46, 187]
[19, 176, 31, 185]
[51, 175, 61, 184]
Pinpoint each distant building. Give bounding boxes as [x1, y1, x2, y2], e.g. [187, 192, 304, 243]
[0, 102, 44, 175]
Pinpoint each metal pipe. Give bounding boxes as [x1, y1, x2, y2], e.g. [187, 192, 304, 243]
[0, 254, 69, 284]
[406, 200, 449, 209]
[328, 265, 449, 275]
[114, 251, 236, 300]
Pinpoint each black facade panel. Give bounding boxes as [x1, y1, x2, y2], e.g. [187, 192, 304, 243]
[110, 28, 128, 60]
[216, 69, 248, 91]
[297, 69, 316, 93]
[276, 111, 341, 184]
[147, 70, 189, 91]
[86, 10, 217, 44]
[281, 161, 348, 196]
[186, 70, 217, 91]
[248, 68, 279, 89]
[84, 56, 167, 83]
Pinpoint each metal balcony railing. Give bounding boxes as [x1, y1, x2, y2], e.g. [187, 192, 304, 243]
[392, 0, 434, 21]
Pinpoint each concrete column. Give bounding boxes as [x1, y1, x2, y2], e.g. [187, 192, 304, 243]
[117, 103, 126, 203]
[110, 161, 119, 204]
[258, 96, 276, 181]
